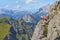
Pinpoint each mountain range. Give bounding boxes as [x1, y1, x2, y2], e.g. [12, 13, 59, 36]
[0, 4, 50, 40]
[0, 4, 49, 20]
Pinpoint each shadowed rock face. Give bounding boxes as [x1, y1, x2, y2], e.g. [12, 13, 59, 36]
[55, 36, 60, 40]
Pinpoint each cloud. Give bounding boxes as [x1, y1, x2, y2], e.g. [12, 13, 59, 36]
[25, 0, 37, 4]
[16, 1, 19, 4]
[15, 1, 20, 8]
[26, 0, 33, 4]
[5, 5, 9, 8]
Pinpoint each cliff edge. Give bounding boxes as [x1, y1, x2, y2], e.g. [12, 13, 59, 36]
[31, 0, 60, 40]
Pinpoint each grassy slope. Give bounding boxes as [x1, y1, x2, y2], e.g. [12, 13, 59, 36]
[0, 22, 11, 40]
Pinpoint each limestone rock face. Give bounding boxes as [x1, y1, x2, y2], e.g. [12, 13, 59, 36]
[31, 0, 60, 40]
[47, 1, 60, 40]
[47, 14, 60, 40]
[31, 21, 44, 40]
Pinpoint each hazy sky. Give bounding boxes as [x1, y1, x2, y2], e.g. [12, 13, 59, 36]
[0, 0, 56, 11]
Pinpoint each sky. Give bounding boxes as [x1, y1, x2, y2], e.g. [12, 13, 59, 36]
[0, 0, 56, 12]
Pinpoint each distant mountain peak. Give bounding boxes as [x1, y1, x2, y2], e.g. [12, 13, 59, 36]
[39, 4, 50, 12]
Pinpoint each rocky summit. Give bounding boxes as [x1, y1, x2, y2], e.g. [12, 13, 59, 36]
[31, 0, 60, 40]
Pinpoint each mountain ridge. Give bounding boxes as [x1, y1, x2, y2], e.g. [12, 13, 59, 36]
[31, 0, 60, 40]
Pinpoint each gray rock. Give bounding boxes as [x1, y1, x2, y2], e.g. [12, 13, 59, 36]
[31, 21, 47, 40]
[31, 1, 60, 40]
[47, 14, 60, 40]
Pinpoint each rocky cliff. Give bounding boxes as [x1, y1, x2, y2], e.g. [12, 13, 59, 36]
[31, 0, 60, 40]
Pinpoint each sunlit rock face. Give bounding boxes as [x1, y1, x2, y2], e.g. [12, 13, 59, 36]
[31, 0, 60, 40]
[47, 13, 60, 40]
[47, 1, 60, 40]
[31, 21, 44, 40]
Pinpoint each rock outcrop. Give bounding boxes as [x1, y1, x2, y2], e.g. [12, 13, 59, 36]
[31, 21, 45, 40]
[31, 0, 60, 40]
[47, 13, 60, 40]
